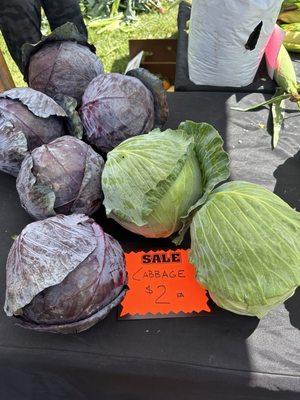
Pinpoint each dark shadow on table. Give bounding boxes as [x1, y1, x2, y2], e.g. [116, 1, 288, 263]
[273, 150, 300, 330]
[0, 94, 297, 398]
[1, 349, 298, 400]
[94, 205, 182, 252]
[285, 288, 300, 331]
[165, 91, 231, 152]
[273, 150, 300, 210]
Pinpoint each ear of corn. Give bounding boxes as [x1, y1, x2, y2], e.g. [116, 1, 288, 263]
[279, 6, 300, 23]
[281, 22, 300, 51]
[274, 45, 299, 96]
[233, 10, 300, 149]
[282, 0, 300, 5]
[284, 41, 300, 51]
[279, 11, 300, 24]
[284, 36, 300, 52]
[282, 22, 300, 30]
[231, 44, 299, 148]
[281, 0, 300, 12]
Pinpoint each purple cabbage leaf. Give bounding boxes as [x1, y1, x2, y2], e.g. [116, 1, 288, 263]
[0, 88, 67, 176]
[23, 23, 104, 104]
[80, 72, 155, 153]
[17, 136, 104, 219]
[4, 214, 127, 334]
[126, 67, 169, 128]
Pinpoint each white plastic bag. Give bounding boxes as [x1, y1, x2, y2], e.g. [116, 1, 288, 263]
[188, 0, 283, 87]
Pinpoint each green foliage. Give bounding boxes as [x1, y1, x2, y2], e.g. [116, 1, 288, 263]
[89, 2, 178, 73]
[81, 0, 163, 20]
[0, 1, 178, 85]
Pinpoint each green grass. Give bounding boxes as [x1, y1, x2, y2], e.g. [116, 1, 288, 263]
[0, 2, 178, 87]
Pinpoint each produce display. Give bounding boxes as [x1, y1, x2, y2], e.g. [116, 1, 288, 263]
[190, 181, 300, 318]
[4, 214, 127, 334]
[80, 69, 168, 153]
[1, 16, 300, 335]
[102, 121, 229, 238]
[0, 88, 67, 176]
[22, 23, 104, 104]
[16, 136, 104, 220]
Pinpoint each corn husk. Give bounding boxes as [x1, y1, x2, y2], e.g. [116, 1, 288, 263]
[231, 45, 299, 148]
[282, 0, 300, 5]
[279, 8, 300, 23]
[271, 88, 286, 148]
[281, 22, 300, 32]
[274, 45, 299, 95]
[284, 41, 300, 51]
[281, 0, 300, 11]
[284, 36, 300, 52]
[282, 23, 300, 51]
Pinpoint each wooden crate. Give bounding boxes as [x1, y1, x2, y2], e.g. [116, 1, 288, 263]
[129, 39, 177, 84]
[0, 51, 15, 92]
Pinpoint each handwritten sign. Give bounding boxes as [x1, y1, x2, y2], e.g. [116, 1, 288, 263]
[120, 249, 211, 319]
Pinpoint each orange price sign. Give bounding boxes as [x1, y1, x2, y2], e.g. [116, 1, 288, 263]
[120, 249, 211, 319]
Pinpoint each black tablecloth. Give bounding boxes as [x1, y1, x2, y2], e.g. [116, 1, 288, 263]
[0, 92, 299, 400]
[175, 2, 300, 93]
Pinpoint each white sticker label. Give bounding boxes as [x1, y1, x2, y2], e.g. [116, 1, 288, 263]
[125, 51, 144, 74]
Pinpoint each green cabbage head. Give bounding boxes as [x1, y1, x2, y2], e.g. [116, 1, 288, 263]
[190, 181, 300, 318]
[102, 121, 230, 238]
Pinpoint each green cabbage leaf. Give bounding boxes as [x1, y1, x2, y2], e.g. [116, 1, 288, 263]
[190, 181, 300, 318]
[102, 121, 230, 239]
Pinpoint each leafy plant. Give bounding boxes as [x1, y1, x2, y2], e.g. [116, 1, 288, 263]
[81, 0, 163, 21]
